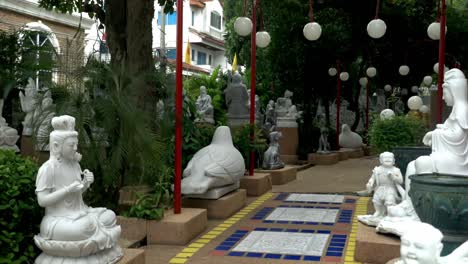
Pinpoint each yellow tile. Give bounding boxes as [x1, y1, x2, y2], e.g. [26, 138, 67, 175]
[175, 253, 193, 258]
[195, 239, 211, 243]
[188, 243, 205, 248]
[345, 256, 355, 261]
[224, 220, 237, 224]
[182, 247, 199, 253]
[207, 231, 222, 235]
[219, 224, 232, 228]
[169, 258, 188, 263]
[201, 235, 217, 239]
[213, 227, 227, 231]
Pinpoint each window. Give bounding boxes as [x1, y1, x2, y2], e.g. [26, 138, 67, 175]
[208, 55, 212, 65]
[210, 11, 222, 30]
[197, 51, 207, 65]
[166, 49, 176, 59]
[191, 49, 195, 61]
[158, 11, 177, 25]
[191, 11, 195, 26]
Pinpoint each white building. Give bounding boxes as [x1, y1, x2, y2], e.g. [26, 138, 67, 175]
[153, 0, 227, 74]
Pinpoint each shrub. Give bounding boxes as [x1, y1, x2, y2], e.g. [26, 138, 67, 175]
[0, 150, 40, 263]
[369, 115, 427, 153]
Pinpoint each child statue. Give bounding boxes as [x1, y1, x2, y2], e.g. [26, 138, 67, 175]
[317, 127, 330, 153]
[34, 115, 122, 263]
[357, 152, 404, 226]
[262, 131, 285, 170]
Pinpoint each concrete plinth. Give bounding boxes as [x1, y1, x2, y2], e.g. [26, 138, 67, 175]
[182, 189, 246, 219]
[308, 153, 340, 165]
[346, 148, 364, 159]
[117, 216, 147, 248]
[277, 127, 298, 156]
[362, 145, 372, 156]
[147, 208, 207, 245]
[240, 173, 272, 196]
[256, 166, 297, 185]
[118, 248, 145, 264]
[20, 136, 34, 157]
[280, 154, 298, 165]
[386, 259, 400, 264]
[355, 222, 400, 264]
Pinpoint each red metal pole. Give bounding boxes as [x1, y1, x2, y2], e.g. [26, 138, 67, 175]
[366, 80, 370, 132]
[174, 0, 183, 214]
[336, 61, 341, 149]
[437, 0, 446, 124]
[249, 0, 257, 176]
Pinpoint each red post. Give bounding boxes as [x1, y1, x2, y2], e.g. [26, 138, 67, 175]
[366, 80, 370, 132]
[336, 61, 341, 149]
[249, 0, 257, 176]
[174, 0, 183, 214]
[437, 0, 446, 124]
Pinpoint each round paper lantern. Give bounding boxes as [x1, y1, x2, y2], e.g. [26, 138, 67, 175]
[256, 31, 271, 48]
[419, 105, 429, 114]
[366, 67, 377, 78]
[408, 96, 423, 110]
[399, 65, 410, 76]
[328, 67, 337, 76]
[433, 63, 449, 74]
[303, 22, 322, 41]
[427, 22, 447, 40]
[340, 72, 349, 81]
[423, 76, 433, 86]
[359, 77, 368, 86]
[401, 88, 408, 96]
[234, 17, 253, 36]
[384, 84, 392, 92]
[367, 19, 387, 39]
[411, 86, 419, 93]
[380, 109, 395, 120]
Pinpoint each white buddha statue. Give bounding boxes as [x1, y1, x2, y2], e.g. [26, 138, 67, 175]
[34, 115, 122, 263]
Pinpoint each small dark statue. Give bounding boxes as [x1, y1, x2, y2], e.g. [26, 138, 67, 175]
[317, 127, 330, 153]
[262, 131, 285, 170]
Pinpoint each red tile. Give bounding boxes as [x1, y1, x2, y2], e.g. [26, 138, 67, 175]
[210, 250, 226, 256]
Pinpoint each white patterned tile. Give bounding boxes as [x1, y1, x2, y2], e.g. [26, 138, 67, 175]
[285, 193, 345, 203]
[232, 231, 329, 255]
[265, 207, 338, 223]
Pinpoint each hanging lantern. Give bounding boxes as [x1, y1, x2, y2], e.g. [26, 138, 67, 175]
[359, 77, 368, 86]
[427, 22, 447, 40]
[256, 31, 271, 48]
[407, 96, 423, 110]
[433, 63, 449, 74]
[366, 67, 377, 78]
[328, 67, 337, 76]
[423, 76, 433, 86]
[340, 72, 349, 81]
[380, 109, 395, 120]
[367, 19, 387, 39]
[411, 86, 419, 93]
[419, 105, 429, 113]
[401, 88, 408, 96]
[303, 22, 322, 41]
[384, 84, 392, 92]
[399, 65, 410, 76]
[234, 17, 253, 36]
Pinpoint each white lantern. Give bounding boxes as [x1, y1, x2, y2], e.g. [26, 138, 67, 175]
[433, 63, 449, 74]
[399, 65, 410, 76]
[328, 67, 337, 76]
[234, 17, 253, 36]
[256, 31, 271, 48]
[423, 76, 433, 86]
[427, 22, 447, 40]
[340, 72, 349, 81]
[401, 88, 408, 96]
[303, 22, 322, 41]
[366, 67, 377, 78]
[411, 86, 419, 93]
[359, 77, 368, 86]
[384, 84, 392, 92]
[419, 105, 429, 114]
[407, 96, 423, 110]
[367, 19, 387, 39]
[380, 109, 395, 120]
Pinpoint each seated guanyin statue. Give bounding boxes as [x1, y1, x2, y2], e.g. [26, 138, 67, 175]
[34, 115, 122, 263]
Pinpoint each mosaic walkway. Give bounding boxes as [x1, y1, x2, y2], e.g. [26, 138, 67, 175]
[169, 192, 370, 264]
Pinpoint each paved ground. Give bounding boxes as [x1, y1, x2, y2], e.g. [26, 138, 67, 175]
[144, 156, 379, 264]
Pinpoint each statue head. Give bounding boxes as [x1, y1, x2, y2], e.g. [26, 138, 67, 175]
[443, 68, 467, 107]
[284, 90, 293, 98]
[200, 86, 207, 95]
[341, 124, 350, 132]
[268, 100, 274, 106]
[211, 126, 233, 146]
[232, 73, 242, 84]
[400, 223, 443, 264]
[269, 131, 282, 142]
[320, 127, 329, 135]
[49, 115, 80, 162]
[379, 152, 395, 168]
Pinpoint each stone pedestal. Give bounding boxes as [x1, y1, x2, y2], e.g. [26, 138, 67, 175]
[117, 216, 147, 248]
[386, 258, 400, 264]
[355, 222, 400, 264]
[308, 153, 339, 165]
[256, 166, 297, 185]
[118, 249, 145, 264]
[346, 148, 364, 159]
[240, 173, 272, 196]
[277, 126, 298, 157]
[280, 154, 298, 165]
[147, 208, 207, 245]
[182, 189, 246, 219]
[20, 135, 34, 157]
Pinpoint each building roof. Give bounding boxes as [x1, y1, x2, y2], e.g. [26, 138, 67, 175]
[189, 0, 214, 8]
[167, 58, 210, 74]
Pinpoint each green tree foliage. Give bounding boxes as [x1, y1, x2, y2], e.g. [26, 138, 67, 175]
[0, 150, 40, 263]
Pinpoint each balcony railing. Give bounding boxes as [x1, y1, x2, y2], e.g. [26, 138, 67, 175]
[209, 28, 223, 40]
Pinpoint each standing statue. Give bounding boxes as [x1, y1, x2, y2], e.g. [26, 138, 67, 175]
[34, 91, 55, 151]
[195, 86, 214, 124]
[263, 100, 276, 131]
[262, 131, 285, 170]
[373, 89, 387, 113]
[407, 69, 468, 176]
[394, 223, 468, 264]
[19, 78, 38, 136]
[224, 73, 249, 117]
[358, 152, 404, 226]
[34, 115, 122, 264]
[181, 126, 245, 195]
[317, 127, 330, 153]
